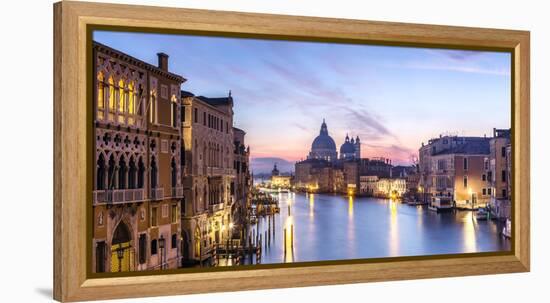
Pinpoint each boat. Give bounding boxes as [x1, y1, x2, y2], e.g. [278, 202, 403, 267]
[429, 196, 453, 212]
[476, 208, 489, 220]
[502, 218, 512, 238]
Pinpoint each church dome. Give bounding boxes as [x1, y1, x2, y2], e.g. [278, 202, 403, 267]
[308, 119, 338, 162]
[340, 141, 355, 154]
[312, 134, 337, 151]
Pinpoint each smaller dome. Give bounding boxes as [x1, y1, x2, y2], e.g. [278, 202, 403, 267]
[340, 141, 355, 154]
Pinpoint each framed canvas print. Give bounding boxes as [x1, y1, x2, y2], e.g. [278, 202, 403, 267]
[53, 1, 530, 302]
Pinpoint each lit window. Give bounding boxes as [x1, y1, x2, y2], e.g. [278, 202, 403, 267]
[171, 95, 177, 128]
[171, 205, 178, 223]
[151, 207, 158, 227]
[149, 94, 156, 123]
[97, 72, 105, 120]
[128, 82, 135, 125]
[118, 79, 126, 124]
[108, 77, 115, 120]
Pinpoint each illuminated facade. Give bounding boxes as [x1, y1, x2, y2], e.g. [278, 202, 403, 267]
[92, 42, 184, 273]
[487, 129, 511, 218]
[180, 91, 236, 265]
[233, 127, 252, 227]
[296, 120, 393, 194]
[419, 135, 492, 208]
[375, 178, 407, 198]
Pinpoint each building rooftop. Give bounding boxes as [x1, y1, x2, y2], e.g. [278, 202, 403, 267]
[433, 137, 490, 155]
[93, 41, 186, 83]
[196, 96, 233, 106]
[180, 90, 195, 98]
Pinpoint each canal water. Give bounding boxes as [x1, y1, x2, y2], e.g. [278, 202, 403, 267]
[249, 191, 510, 264]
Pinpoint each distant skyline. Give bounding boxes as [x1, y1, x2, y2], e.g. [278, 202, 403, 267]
[94, 31, 511, 170]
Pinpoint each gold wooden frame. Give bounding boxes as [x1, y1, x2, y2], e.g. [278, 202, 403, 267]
[53, 1, 530, 301]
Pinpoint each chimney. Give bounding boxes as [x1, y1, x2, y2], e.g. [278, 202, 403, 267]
[157, 52, 169, 71]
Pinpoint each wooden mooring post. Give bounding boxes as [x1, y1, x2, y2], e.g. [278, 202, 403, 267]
[284, 228, 287, 256]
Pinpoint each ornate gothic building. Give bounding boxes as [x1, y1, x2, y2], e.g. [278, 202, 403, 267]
[92, 42, 185, 273]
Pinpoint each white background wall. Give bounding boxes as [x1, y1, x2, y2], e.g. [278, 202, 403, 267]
[0, 0, 547, 302]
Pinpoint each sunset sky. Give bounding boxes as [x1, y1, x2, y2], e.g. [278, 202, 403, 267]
[94, 31, 511, 172]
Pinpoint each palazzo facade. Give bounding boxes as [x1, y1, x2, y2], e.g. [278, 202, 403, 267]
[92, 42, 185, 273]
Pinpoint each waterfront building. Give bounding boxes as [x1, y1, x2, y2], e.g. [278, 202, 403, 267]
[359, 175, 379, 196]
[375, 178, 407, 198]
[419, 135, 491, 209]
[180, 90, 235, 266]
[357, 157, 393, 178]
[294, 159, 336, 192]
[92, 42, 185, 273]
[270, 164, 292, 188]
[487, 129, 511, 218]
[296, 119, 395, 195]
[233, 127, 251, 226]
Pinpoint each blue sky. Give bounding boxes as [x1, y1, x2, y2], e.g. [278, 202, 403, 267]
[94, 31, 511, 167]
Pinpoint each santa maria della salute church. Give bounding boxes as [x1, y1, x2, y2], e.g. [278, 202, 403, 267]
[308, 119, 361, 162]
[295, 119, 394, 194]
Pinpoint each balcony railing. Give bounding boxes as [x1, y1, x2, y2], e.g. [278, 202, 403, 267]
[93, 188, 145, 205]
[150, 187, 164, 201]
[207, 167, 233, 176]
[172, 186, 184, 198]
[208, 202, 225, 213]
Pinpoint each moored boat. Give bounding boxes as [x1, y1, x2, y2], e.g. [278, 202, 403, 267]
[476, 208, 489, 220]
[502, 218, 512, 238]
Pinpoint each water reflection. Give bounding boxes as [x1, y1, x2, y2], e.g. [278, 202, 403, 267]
[462, 214, 478, 252]
[389, 200, 399, 256]
[253, 191, 509, 264]
[309, 193, 315, 219]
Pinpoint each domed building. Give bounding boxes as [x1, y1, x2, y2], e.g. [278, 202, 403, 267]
[340, 134, 361, 160]
[308, 119, 338, 162]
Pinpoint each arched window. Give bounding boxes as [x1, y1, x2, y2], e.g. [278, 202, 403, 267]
[194, 227, 201, 258]
[97, 72, 105, 120]
[170, 95, 177, 128]
[118, 79, 126, 124]
[149, 93, 156, 124]
[97, 154, 105, 190]
[150, 156, 158, 189]
[171, 157, 177, 188]
[118, 156, 127, 189]
[107, 155, 116, 190]
[128, 156, 136, 189]
[137, 157, 145, 188]
[108, 77, 116, 120]
[128, 82, 135, 125]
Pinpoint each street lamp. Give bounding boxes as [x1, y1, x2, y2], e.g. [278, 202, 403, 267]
[116, 244, 124, 272]
[467, 188, 475, 210]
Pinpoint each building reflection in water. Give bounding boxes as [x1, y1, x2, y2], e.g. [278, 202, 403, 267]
[284, 213, 294, 263]
[463, 215, 478, 252]
[309, 193, 315, 219]
[389, 200, 399, 256]
[348, 195, 354, 219]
